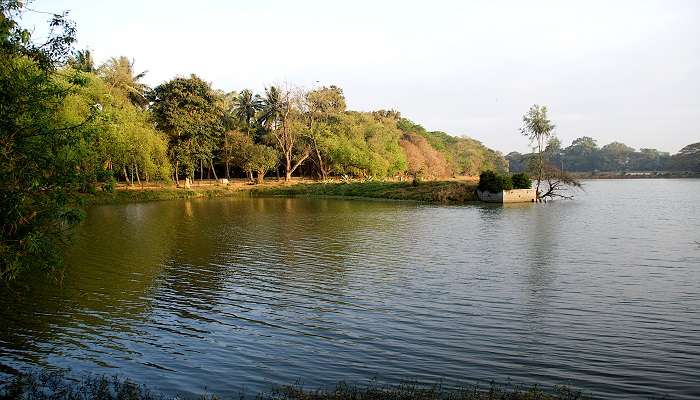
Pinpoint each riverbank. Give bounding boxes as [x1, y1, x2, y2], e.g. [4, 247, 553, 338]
[85, 179, 479, 205]
[251, 180, 478, 203]
[0, 372, 587, 400]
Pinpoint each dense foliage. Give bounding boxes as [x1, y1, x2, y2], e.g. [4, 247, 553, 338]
[511, 173, 532, 189]
[477, 171, 513, 193]
[0, 1, 88, 279]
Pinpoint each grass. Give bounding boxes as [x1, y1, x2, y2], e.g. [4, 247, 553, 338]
[0, 371, 589, 400]
[251, 180, 478, 203]
[81, 179, 479, 206]
[84, 185, 249, 205]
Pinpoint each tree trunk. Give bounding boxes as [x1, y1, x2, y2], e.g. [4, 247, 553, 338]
[256, 169, 265, 184]
[175, 160, 180, 186]
[200, 159, 203, 181]
[287, 151, 309, 182]
[225, 160, 230, 179]
[123, 166, 131, 185]
[135, 164, 142, 188]
[315, 146, 327, 180]
[284, 154, 292, 181]
[210, 159, 218, 180]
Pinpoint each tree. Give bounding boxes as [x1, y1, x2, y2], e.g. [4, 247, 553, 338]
[98, 56, 150, 108]
[245, 144, 278, 184]
[232, 89, 262, 132]
[305, 85, 346, 179]
[520, 105, 555, 197]
[149, 75, 224, 185]
[399, 133, 451, 179]
[1, 0, 90, 279]
[223, 130, 255, 180]
[59, 68, 170, 186]
[600, 142, 635, 171]
[564, 136, 599, 171]
[259, 85, 309, 181]
[68, 49, 95, 73]
[519, 105, 580, 200]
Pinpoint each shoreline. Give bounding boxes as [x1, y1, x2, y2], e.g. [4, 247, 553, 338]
[84, 179, 480, 205]
[83, 174, 699, 206]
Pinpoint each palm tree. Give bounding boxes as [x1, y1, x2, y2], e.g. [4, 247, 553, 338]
[232, 89, 262, 130]
[99, 56, 150, 108]
[69, 49, 95, 73]
[258, 86, 283, 130]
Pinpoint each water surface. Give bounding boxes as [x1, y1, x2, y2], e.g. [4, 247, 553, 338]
[1, 180, 699, 398]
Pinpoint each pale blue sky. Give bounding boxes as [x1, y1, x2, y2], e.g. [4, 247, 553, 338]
[20, 0, 700, 153]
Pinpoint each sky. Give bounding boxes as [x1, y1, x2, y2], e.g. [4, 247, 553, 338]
[19, 0, 700, 154]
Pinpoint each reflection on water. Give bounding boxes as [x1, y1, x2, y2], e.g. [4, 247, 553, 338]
[1, 180, 700, 399]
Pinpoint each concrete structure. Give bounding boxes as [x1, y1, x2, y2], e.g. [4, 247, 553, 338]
[477, 188, 536, 203]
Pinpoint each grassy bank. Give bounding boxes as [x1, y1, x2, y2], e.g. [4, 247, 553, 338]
[0, 372, 588, 400]
[251, 180, 478, 203]
[83, 180, 479, 205]
[84, 185, 250, 205]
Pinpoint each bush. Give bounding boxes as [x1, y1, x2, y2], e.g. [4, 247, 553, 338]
[511, 173, 531, 189]
[478, 170, 512, 192]
[102, 176, 117, 193]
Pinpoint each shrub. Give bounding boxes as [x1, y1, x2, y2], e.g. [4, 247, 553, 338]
[102, 176, 117, 193]
[478, 170, 512, 192]
[500, 175, 513, 190]
[511, 173, 532, 189]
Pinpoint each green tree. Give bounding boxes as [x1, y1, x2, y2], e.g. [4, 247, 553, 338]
[149, 75, 224, 185]
[0, 1, 91, 279]
[98, 56, 150, 108]
[245, 144, 278, 184]
[259, 85, 309, 181]
[519, 105, 580, 200]
[564, 136, 599, 171]
[233, 89, 262, 132]
[68, 49, 95, 73]
[520, 105, 555, 196]
[305, 85, 346, 179]
[600, 141, 635, 171]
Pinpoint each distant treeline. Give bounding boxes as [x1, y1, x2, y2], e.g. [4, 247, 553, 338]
[506, 136, 700, 173]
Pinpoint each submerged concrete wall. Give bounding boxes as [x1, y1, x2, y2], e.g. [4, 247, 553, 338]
[502, 188, 536, 203]
[476, 190, 503, 203]
[477, 188, 536, 203]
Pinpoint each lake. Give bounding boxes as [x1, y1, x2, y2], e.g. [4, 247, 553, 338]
[1, 180, 699, 399]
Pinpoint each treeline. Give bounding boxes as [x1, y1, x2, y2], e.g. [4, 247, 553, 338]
[506, 136, 699, 173]
[0, 2, 504, 279]
[51, 60, 506, 186]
